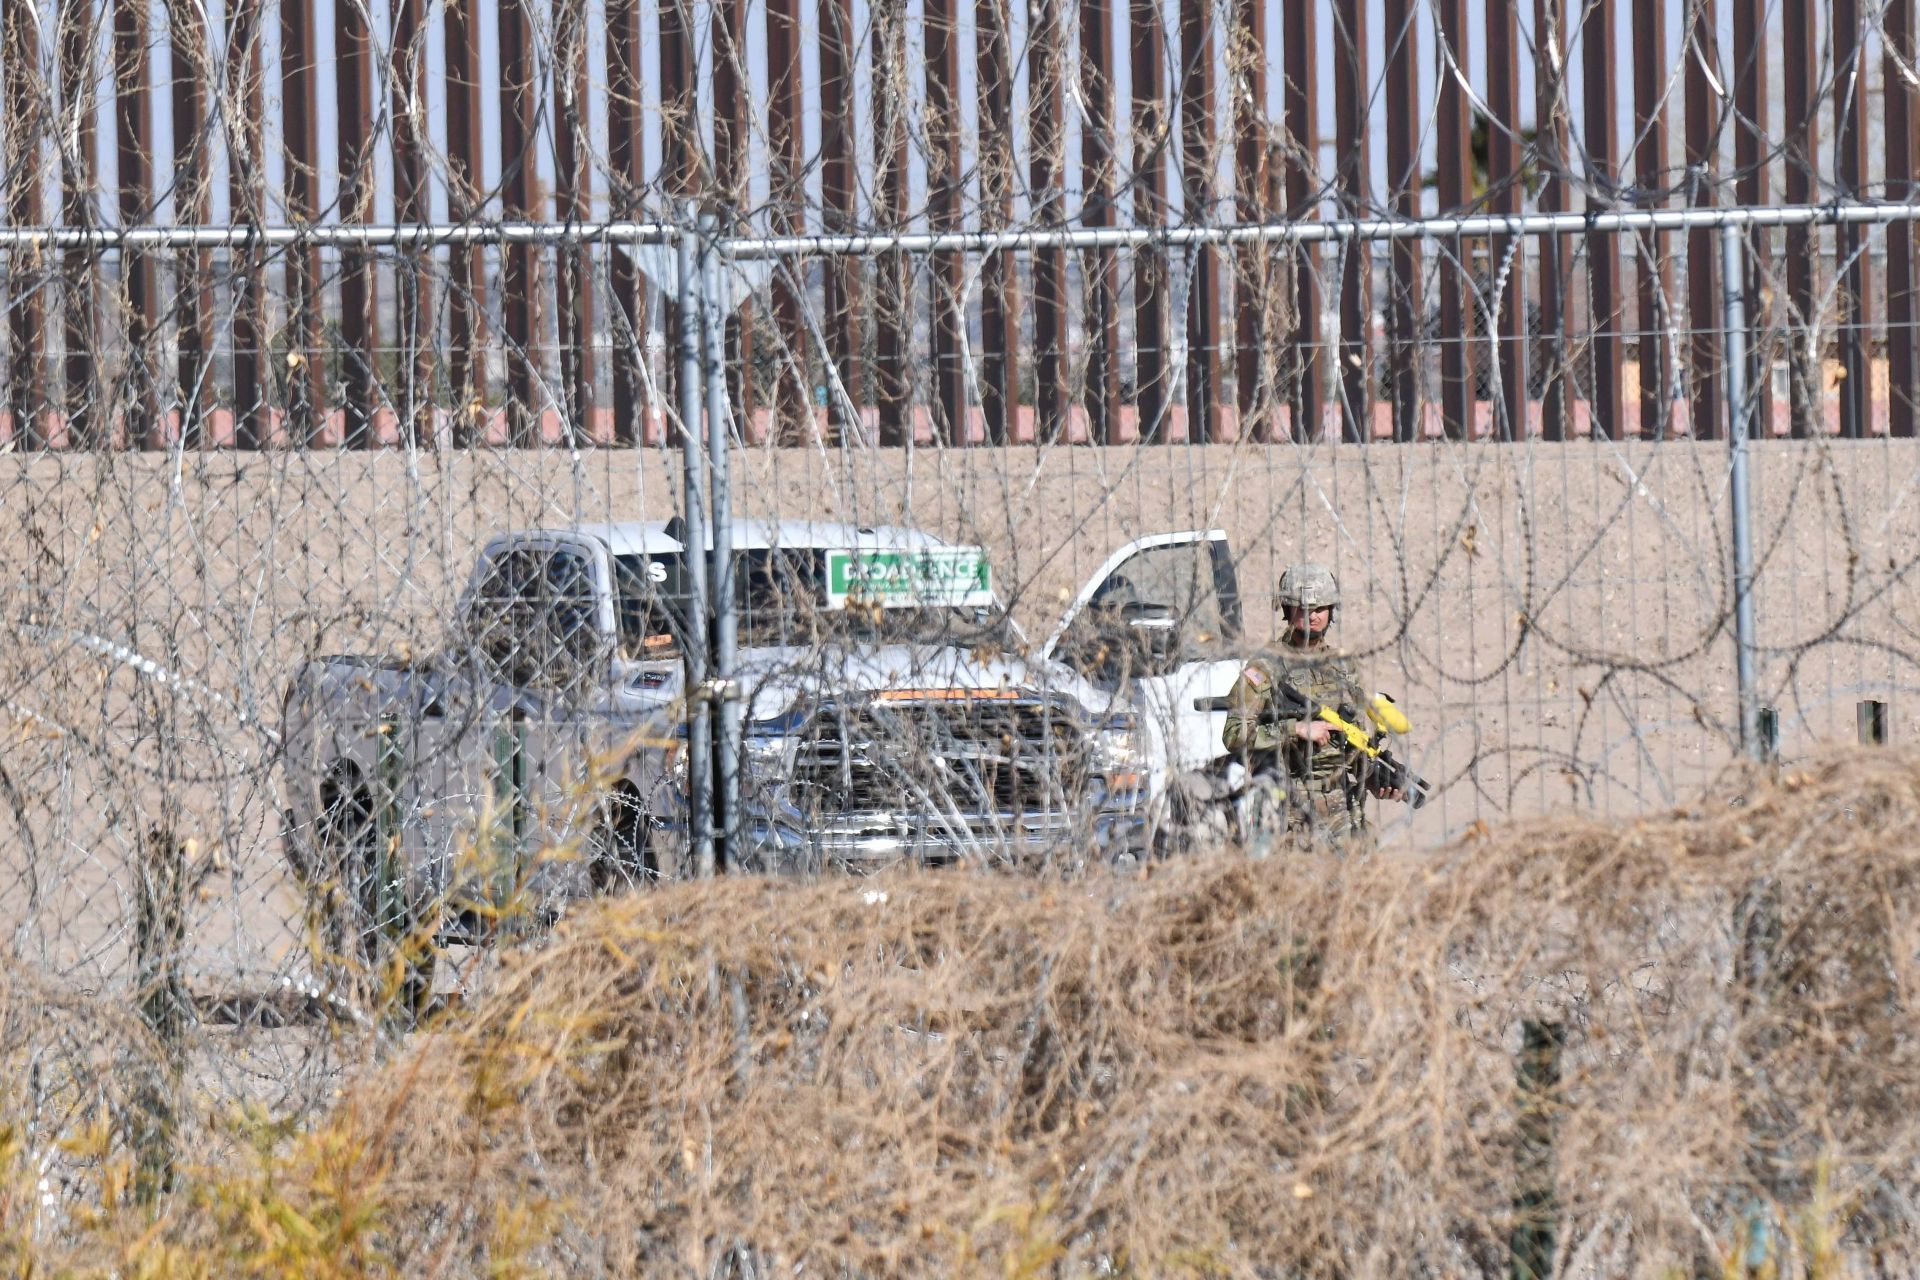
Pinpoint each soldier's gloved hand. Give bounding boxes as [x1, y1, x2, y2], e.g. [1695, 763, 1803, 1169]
[1371, 784, 1405, 801]
[1296, 720, 1334, 746]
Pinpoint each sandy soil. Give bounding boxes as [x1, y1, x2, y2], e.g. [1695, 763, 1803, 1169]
[3, 437, 1915, 988]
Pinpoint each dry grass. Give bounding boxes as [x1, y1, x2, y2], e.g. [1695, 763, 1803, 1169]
[14, 749, 1920, 1276]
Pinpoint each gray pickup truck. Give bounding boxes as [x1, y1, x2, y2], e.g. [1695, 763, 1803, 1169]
[281, 517, 1245, 990]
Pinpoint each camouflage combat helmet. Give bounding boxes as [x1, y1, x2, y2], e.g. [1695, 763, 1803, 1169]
[1278, 563, 1340, 611]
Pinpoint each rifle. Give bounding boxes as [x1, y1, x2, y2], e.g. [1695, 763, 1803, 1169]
[1270, 680, 1432, 809]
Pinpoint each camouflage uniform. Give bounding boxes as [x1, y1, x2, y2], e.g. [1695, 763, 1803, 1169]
[1221, 647, 1371, 845]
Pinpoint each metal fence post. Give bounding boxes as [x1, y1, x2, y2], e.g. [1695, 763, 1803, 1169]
[1722, 224, 1782, 1279]
[132, 825, 186, 1203]
[489, 706, 528, 930]
[1509, 1019, 1563, 1280]
[1719, 223, 1762, 760]
[701, 214, 741, 872]
[1858, 699, 1889, 745]
[678, 209, 714, 878]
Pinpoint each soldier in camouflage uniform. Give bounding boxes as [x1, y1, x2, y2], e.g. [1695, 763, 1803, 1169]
[1221, 564, 1402, 846]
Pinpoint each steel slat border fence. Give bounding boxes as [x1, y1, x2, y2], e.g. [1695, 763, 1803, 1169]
[0, 0, 1917, 446]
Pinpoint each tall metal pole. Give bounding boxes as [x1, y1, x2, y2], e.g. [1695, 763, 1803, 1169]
[702, 214, 741, 872]
[1582, 0, 1623, 439]
[1331, 0, 1369, 443]
[1720, 223, 1761, 759]
[677, 213, 714, 877]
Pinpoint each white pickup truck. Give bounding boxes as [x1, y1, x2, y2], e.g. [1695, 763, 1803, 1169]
[281, 518, 1246, 983]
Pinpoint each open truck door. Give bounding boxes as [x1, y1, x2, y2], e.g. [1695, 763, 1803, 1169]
[1043, 530, 1246, 776]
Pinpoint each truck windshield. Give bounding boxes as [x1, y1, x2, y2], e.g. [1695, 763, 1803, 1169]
[613, 551, 1013, 655]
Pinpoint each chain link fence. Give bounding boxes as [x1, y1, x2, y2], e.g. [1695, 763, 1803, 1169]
[4, 208, 1920, 1261]
[5, 0, 1920, 1259]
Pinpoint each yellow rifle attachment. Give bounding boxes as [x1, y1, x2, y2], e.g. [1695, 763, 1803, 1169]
[1274, 678, 1432, 807]
[1367, 692, 1413, 736]
[1314, 706, 1381, 757]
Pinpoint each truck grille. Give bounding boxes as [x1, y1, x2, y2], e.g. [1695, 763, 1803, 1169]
[792, 698, 1087, 821]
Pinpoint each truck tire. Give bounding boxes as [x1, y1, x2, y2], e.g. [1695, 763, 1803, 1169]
[313, 764, 437, 1024]
[588, 783, 656, 893]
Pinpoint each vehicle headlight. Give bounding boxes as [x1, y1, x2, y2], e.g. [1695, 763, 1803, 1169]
[742, 732, 790, 772]
[1090, 715, 1147, 777]
[666, 729, 788, 793]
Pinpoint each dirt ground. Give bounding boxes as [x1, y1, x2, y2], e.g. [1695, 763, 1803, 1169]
[2, 437, 1916, 989]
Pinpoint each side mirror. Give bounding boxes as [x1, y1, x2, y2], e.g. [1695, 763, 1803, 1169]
[545, 604, 615, 694]
[1120, 603, 1181, 664]
[1121, 602, 1177, 630]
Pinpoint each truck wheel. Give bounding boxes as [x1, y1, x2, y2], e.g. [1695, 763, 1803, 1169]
[589, 784, 656, 893]
[313, 765, 437, 1024]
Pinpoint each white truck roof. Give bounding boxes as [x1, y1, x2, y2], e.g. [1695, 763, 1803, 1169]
[556, 519, 956, 558]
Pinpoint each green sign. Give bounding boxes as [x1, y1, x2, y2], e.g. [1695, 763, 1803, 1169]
[824, 547, 994, 609]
